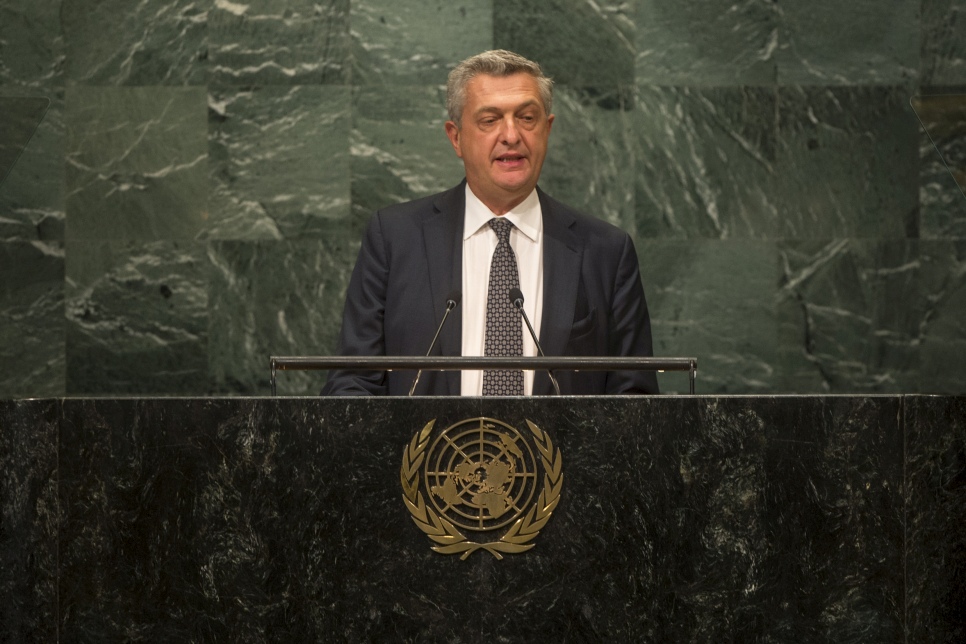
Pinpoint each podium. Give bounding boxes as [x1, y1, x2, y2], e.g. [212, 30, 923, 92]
[2, 394, 963, 641]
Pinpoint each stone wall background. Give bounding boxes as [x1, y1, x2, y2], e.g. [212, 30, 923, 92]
[1, 0, 965, 396]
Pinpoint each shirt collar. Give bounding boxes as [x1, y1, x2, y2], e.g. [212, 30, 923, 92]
[463, 184, 542, 242]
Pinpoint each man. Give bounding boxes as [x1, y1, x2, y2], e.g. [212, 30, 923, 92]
[322, 49, 658, 396]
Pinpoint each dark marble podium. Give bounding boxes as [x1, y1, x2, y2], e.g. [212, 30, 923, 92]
[2, 396, 964, 642]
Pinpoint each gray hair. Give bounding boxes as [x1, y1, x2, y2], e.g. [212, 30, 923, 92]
[446, 49, 554, 125]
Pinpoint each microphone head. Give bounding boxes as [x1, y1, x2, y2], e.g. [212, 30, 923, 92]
[508, 287, 524, 308]
[446, 290, 462, 309]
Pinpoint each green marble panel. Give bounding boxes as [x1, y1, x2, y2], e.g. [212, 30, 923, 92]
[351, 84, 464, 222]
[920, 132, 966, 240]
[0, 92, 64, 241]
[207, 239, 357, 395]
[632, 86, 779, 239]
[775, 86, 919, 239]
[915, 94, 966, 238]
[635, 0, 778, 86]
[921, 0, 966, 86]
[351, 0, 492, 85]
[62, 0, 208, 85]
[207, 86, 350, 240]
[0, 0, 64, 90]
[0, 95, 48, 184]
[493, 0, 634, 86]
[540, 86, 634, 230]
[777, 0, 919, 85]
[65, 240, 208, 394]
[638, 239, 777, 395]
[209, 0, 349, 85]
[0, 241, 64, 397]
[777, 240, 921, 393]
[919, 241, 966, 393]
[64, 86, 207, 241]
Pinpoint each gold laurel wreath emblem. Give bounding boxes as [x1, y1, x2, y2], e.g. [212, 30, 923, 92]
[400, 419, 563, 560]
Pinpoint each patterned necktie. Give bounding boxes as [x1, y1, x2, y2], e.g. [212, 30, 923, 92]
[483, 217, 524, 395]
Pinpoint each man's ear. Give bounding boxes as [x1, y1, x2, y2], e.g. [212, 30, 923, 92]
[444, 120, 463, 158]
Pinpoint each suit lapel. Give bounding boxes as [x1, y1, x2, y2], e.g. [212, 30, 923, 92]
[536, 189, 582, 394]
[420, 184, 581, 395]
[422, 183, 465, 394]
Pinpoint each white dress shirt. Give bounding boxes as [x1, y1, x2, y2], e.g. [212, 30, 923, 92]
[461, 184, 544, 395]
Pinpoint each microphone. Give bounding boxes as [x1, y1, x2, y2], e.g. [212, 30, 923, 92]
[508, 288, 561, 396]
[408, 290, 461, 396]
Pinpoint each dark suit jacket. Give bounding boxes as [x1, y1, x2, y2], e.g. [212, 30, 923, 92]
[321, 182, 659, 395]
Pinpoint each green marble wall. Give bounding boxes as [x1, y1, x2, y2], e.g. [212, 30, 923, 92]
[1, 0, 964, 396]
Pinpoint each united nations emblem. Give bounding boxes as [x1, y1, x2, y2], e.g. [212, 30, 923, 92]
[400, 417, 563, 559]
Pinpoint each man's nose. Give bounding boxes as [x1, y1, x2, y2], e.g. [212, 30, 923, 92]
[499, 117, 521, 144]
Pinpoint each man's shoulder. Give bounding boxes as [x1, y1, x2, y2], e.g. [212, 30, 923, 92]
[375, 182, 464, 223]
[537, 188, 632, 244]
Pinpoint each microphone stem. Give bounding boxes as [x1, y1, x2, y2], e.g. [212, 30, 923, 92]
[409, 300, 456, 396]
[516, 303, 562, 396]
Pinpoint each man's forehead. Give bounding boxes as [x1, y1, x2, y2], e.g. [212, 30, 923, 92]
[473, 97, 542, 113]
[466, 73, 545, 109]
[468, 72, 540, 91]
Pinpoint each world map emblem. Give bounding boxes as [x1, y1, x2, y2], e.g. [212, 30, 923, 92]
[400, 417, 563, 559]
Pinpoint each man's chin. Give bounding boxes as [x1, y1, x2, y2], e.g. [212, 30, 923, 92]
[491, 171, 534, 193]
[494, 183, 535, 201]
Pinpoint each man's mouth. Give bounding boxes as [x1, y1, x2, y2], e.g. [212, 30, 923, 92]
[495, 154, 526, 166]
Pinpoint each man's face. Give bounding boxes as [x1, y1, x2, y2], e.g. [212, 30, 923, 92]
[445, 73, 554, 215]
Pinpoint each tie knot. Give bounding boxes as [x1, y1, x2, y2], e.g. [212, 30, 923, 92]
[489, 217, 513, 243]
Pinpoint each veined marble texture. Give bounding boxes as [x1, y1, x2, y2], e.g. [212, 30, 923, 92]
[777, 0, 919, 85]
[350, 84, 464, 219]
[207, 85, 351, 240]
[636, 0, 779, 86]
[639, 0, 918, 87]
[65, 239, 208, 394]
[778, 238, 966, 394]
[921, 0, 966, 86]
[207, 239, 356, 395]
[0, 0, 63, 89]
[640, 239, 777, 394]
[457, 395, 906, 640]
[541, 86, 636, 231]
[0, 92, 64, 241]
[65, 86, 208, 241]
[775, 86, 919, 240]
[778, 240, 922, 393]
[208, 0, 350, 85]
[0, 395, 920, 640]
[633, 86, 779, 239]
[0, 399, 58, 642]
[494, 0, 635, 87]
[920, 241, 966, 393]
[62, 0, 208, 85]
[351, 0, 493, 85]
[915, 93, 966, 238]
[0, 96, 48, 182]
[905, 396, 966, 642]
[0, 241, 65, 397]
[1, 0, 966, 397]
